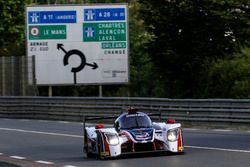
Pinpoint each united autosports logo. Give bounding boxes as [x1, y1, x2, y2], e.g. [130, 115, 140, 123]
[128, 129, 154, 141]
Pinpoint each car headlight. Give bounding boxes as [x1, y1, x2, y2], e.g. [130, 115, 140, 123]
[104, 133, 119, 145]
[167, 129, 178, 142]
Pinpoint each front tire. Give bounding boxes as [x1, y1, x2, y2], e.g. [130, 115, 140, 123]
[97, 133, 106, 160]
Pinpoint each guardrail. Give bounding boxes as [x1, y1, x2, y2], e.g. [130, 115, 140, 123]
[0, 96, 249, 127]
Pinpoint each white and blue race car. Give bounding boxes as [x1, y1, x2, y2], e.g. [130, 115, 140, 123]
[83, 107, 184, 159]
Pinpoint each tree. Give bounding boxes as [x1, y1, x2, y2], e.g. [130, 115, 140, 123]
[204, 47, 250, 98]
[138, 0, 250, 98]
[0, 0, 33, 56]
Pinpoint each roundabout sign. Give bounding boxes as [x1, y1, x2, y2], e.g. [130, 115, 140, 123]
[57, 43, 98, 84]
[26, 4, 128, 85]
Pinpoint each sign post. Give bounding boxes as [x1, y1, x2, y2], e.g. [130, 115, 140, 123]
[26, 4, 129, 86]
[99, 85, 103, 97]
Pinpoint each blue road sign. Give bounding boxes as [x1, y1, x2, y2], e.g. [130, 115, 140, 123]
[84, 8, 125, 21]
[28, 11, 76, 24]
[84, 27, 96, 38]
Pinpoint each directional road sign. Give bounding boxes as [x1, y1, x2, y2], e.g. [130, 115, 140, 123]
[26, 4, 128, 85]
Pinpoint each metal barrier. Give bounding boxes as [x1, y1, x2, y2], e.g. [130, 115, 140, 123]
[0, 56, 37, 96]
[0, 96, 249, 127]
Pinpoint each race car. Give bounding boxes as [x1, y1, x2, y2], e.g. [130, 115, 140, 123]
[83, 107, 184, 159]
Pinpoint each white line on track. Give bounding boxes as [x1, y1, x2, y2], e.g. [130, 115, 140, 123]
[58, 121, 70, 124]
[183, 128, 200, 131]
[36, 160, 54, 165]
[20, 119, 30, 122]
[213, 129, 232, 132]
[38, 120, 49, 123]
[0, 153, 3, 155]
[0, 128, 82, 138]
[64, 165, 78, 167]
[1, 127, 249, 154]
[186, 145, 250, 153]
[10, 156, 26, 160]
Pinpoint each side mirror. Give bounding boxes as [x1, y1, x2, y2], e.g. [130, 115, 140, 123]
[166, 118, 176, 124]
[95, 124, 104, 129]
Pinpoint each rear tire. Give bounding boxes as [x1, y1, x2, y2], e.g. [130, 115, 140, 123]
[84, 138, 95, 158]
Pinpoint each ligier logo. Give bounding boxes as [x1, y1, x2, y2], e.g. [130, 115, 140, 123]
[128, 129, 154, 141]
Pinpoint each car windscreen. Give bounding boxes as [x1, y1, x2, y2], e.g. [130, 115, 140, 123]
[119, 114, 152, 129]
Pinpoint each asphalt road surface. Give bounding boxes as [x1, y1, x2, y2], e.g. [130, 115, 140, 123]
[0, 119, 250, 167]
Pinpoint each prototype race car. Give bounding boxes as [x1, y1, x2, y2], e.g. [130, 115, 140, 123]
[83, 107, 184, 159]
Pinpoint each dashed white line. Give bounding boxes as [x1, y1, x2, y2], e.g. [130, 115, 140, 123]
[38, 120, 49, 123]
[58, 121, 70, 124]
[0, 128, 82, 138]
[20, 119, 29, 122]
[184, 128, 200, 131]
[10, 156, 26, 160]
[36, 160, 54, 165]
[186, 145, 250, 153]
[0, 153, 3, 155]
[64, 165, 78, 167]
[213, 129, 232, 132]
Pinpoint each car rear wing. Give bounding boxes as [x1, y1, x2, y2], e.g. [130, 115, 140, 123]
[83, 115, 118, 131]
[148, 112, 162, 122]
[84, 115, 118, 121]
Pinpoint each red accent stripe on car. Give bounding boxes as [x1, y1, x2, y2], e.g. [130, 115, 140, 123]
[101, 133, 111, 156]
[177, 128, 184, 152]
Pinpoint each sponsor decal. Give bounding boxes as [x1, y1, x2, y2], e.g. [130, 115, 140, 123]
[128, 128, 154, 142]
